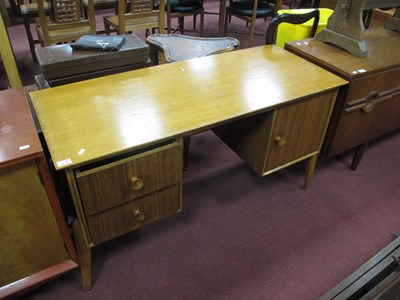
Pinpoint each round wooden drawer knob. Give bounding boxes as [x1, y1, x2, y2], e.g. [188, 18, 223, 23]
[275, 136, 287, 147]
[133, 210, 146, 222]
[131, 176, 144, 190]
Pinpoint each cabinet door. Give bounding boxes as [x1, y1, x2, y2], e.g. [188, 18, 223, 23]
[0, 161, 69, 287]
[264, 91, 335, 171]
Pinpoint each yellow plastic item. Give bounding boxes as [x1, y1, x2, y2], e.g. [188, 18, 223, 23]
[276, 8, 333, 48]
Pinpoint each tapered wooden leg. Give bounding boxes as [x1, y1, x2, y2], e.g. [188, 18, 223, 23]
[351, 142, 368, 171]
[72, 220, 92, 291]
[183, 136, 191, 170]
[304, 154, 318, 190]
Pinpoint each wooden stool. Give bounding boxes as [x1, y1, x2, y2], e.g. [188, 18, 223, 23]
[146, 34, 240, 169]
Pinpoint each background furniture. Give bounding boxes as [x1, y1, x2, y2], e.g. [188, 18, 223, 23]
[104, 0, 165, 35]
[0, 13, 22, 88]
[83, 0, 117, 19]
[286, 26, 400, 170]
[321, 235, 400, 299]
[0, 0, 11, 27]
[34, 34, 150, 87]
[147, 34, 239, 64]
[166, 0, 204, 35]
[31, 45, 346, 291]
[316, 0, 400, 57]
[224, 0, 279, 47]
[265, 8, 319, 44]
[0, 88, 78, 299]
[36, 0, 96, 47]
[19, 0, 52, 62]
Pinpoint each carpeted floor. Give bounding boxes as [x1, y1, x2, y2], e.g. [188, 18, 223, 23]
[2, 2, 400, 299]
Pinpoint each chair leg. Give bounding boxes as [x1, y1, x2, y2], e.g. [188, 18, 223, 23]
[224, 11, 229, 36]
[249, 19, 255, 47]
[199, 12, 204, 36]
[179, 16, 184, 34]
[167, 14, 172, 33]
[23, 16, 37, 62]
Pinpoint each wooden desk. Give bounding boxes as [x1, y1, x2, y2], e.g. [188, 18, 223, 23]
[30, 45, 346, 290]
[286, 26, 400, 169]
[0, 88, 78, 298]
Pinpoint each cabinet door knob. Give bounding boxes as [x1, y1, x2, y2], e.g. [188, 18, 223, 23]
[275, 136, 287, 147]
[133, 210, 146, 222]
[131, 176, 144, 190]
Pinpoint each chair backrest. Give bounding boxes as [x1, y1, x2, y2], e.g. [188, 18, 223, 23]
[36, 0, 96, 45]
[118, 0, 165, 33]
[265, 9, 320, 45]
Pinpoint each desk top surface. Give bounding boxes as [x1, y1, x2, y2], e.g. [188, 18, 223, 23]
[285, 27, 400, 80]
[31, 45, 346, 170]
[0, 88, 42, 168]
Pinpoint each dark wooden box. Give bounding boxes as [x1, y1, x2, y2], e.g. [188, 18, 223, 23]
[35, 34, 150, 86]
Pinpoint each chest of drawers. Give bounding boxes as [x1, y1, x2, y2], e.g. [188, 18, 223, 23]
[286, 26, 400, 169]
[72, 142, 183, 245]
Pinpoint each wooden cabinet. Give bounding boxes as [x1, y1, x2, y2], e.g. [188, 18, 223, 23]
[214, 91, 337, 186]
[286, 27, 400, 169]
[0, 88, 78, 299]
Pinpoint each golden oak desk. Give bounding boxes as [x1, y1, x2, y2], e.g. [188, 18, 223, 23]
[31, 45, 346, 291]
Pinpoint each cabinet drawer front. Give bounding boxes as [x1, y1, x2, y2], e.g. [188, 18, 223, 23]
[328, 68, 400, 156]
[264, 91, 335, 171]
[86, 184, 181, 245]
[76, 142, 182, 216]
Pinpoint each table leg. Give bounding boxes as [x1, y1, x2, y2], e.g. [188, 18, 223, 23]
[304, 154, 318, 190]
[72, 220, 92, 291]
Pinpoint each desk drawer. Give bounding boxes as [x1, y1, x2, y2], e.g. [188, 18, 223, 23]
[76, 142, 182, 216]
[87, 184, 181, 244]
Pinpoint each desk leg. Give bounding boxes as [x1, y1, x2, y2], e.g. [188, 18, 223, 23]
[304, 154, 317, 190]
[351, 142, 368, 171]
[72, 220, 92, 291]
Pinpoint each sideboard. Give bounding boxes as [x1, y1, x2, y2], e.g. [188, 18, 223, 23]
[30, 45, 347, 290]
[0, 88, 78, 298]
[286, 26, 400, 169]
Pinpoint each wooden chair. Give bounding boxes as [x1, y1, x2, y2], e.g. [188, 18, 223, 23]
[224, 0, 279, 47]
[265, 8, 319, 44]
[103, 0, 165, 36]
[36, 0, 96, 47]
[0, 12, 22, 88]
[166, 0, 204, 36]
[82, 0, 117, 19]
[146, 34, 240, 169]
[19, 0, 52, 62]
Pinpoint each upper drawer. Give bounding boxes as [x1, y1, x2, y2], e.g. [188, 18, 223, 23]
[345, 67, 400, 105]
[75, 142, 182, 216]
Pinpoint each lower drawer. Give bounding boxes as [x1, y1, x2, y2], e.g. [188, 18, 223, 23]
[86, 184, 181, 245]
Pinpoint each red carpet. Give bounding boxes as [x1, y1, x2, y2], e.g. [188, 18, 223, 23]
[2, 2, 400, 299]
